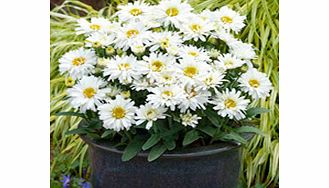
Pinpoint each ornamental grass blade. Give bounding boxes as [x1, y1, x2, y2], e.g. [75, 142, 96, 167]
[246, 107, 270, 117]
[236, 126, 265, 136]
[56, 111, 86, 119]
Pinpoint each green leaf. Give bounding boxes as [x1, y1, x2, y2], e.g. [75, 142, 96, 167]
[86, 119, 102, 129]
[197, 125, 217, 137]
[56, 111, 86, 119]
[160, 125, 184, 138]
[236, 126, 264, 136]
[163, 138, 176, 151]
[87, 133, 101, 139]
[121, 135, 146, 162]
[147, 144, 167, 162]
[222, 132, 247, 144]
[183, 130, 201, 146]
[65, 128, 88, 135]
[246, 107, 270, 117]
[101, 130, 115, 138]
[142, 134, 161, 151]
[204, 109, 221, 127]
[170, 113, 181, 122]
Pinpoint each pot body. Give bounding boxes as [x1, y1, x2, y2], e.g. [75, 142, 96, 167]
[82, 136, 242, 188]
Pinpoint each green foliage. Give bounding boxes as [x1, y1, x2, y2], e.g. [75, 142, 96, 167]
[183, 130, 201, 146]
[50, 0, 279, 187]
[142, 134, 161, 150]
[148, 144, 167, 162]
[122, 135, 146, 161]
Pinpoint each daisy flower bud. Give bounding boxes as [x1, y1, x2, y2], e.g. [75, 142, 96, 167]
[65, 77, 75, 87]
[105, 46, 115, 55]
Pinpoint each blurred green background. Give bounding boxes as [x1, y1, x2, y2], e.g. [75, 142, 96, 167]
[50, 0, 279, 187]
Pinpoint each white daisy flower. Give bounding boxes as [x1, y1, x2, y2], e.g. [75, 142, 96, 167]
[98, 95, 137, 132]
[148, 31, 183, 52]
[131, 42, 146, 55]
[156, 0, 193, 28]
[177, 58, 211, 86]
[238, 68, 272, 100]
[103, 55, 142, 84]
[166, 45, 181, 56]
[138, 52, 176, 82]
[135, 103, 167, 130]
[104, 85, 122, 100]
[147, 85, 186, 111]
[211, 88, 250, 120]
[117, 1, 150, 23]
[214, 53, 245, 70]
[181, 14, 214, 42]
[199, 9, 216, 22]
[59, 47, 97, 79]
[212, 28, 237, 45]
[115, 22, 151, 51]
[229, 40, 256, 60]
[195, 69, 225, 91]
[154, 70, 180, 87]
[214, 6, 246, 33]
[131, 77, 155, 91]
[75, 17, 112, 35]
[178, 87, 211, 112]
[208, 48, 221, 59]
[67, 76, 108, 113]
[179, 45, 211, 62]
[96, 58, 110, 68]
[180, 111, 201, 128]
[85, 32, 115, 48]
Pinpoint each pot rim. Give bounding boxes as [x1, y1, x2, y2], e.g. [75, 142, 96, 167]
[80, 133, 253, 159]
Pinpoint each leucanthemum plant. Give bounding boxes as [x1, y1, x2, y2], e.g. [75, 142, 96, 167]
[58, 0, 272, 162]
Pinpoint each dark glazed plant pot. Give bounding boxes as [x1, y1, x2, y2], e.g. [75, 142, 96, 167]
[81, 133, 245, 188]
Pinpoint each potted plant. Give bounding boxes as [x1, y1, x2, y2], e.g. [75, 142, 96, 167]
[57, 0, 272, 187]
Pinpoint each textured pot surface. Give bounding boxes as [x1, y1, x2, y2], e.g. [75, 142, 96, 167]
[81, 134, 243, 188]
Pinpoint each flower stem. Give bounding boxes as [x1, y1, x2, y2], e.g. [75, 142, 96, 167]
[124, 131, 132, 142]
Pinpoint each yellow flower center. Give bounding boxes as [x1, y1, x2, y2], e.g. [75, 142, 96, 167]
[188, 51, 199, 57]
[130, 8, 143, 16]
[163, 74, 172, 81]
[224, 60, 234, 67]
[65, 77, 75, 87]
[191, 24, 202, 32]
[162, 90, 173, 98]
[224, 99, 237, 109]
[118, 63, 131, 70]
[160, 38, 170, 48]
[92, 41, 101, 48]
[72, 57, 86, 66]
[121, 90, 131, 98]
[166, 7, 179, 17]
[188, 89, 197, 98]
[204, 76, 213, 85]
[112, 106, 126, 119]
[221, 16, 233, 24]
[89, 24, 101, 30]
[83, 87, 96, 98]
[146, 109, 156, 118]
[183, 66, 198, 78]
[126, 29, 139, 38]
[151, 60, 164, 72]
[106, 46, 115, 55]
[249, 79, 260, 88]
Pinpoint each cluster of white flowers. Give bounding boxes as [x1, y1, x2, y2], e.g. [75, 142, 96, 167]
[59, 0, 272, 132]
